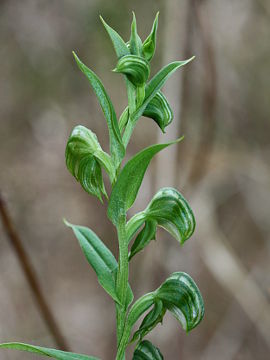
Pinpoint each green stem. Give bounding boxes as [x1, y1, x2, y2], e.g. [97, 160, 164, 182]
[116, 215, 129, 351]
[115, 76, 139, 359]
[116, 293, 155, 359]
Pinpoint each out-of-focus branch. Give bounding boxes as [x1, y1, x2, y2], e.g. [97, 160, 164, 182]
[0, 192, 70, 351]
[187, 0, 217, 186]
[192, 183, 270, 349]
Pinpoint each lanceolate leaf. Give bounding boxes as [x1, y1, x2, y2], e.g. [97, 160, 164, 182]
[100, 16, 130, 59]
[129, 12, 143, 57]
[65, 125, 115, 201]
[142, 12, 159, 61]
[0, 343, 100, 360]
[107, 139, 182, 225]
[65, 221, 133, 307]
[132, 58, 194, 123]
[127, 187, 195, 259]
[72, 52, 125, 167]
[115, 55, 150, 87]
[65, 221, 120, 303]
[143, 91, 173, 132]
[133, 340, 163, 360]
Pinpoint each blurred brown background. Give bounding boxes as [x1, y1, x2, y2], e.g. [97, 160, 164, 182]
[0, 0, 270, 359]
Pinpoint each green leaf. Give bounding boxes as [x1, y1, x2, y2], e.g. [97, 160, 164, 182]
[65, 220, 134, 307]
[114, 55, 150, 87]
[142, 12, 159, 61]
[100, 16, 130, 58]
[156, 272, 204, 332]
[65, 125, 115, 201]
[128, 220, 157, 261]
[143, 91, 173, 133]
[129, 12, 143, 56]
[127, 187, 195, 259]
[131, 300, 164, 343]
[0, 343, 99, 360]
[133, 340, 163, 360]
[64, 220, 120, 303]
[137, 58, 195, 119]
[107, 139, 182, 225]
[72, 52, 125, 167]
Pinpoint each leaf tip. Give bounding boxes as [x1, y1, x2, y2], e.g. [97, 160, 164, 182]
[99, 15, 106, 26]
[187, 55, 196, 64]
[154, 11, 160, 26]
[72, 50, 79, 62]
[131, 11, 137, 30]
[169, 136, 184, 146]
[63, 218, 72, 228]
[177, 135, 185, 143]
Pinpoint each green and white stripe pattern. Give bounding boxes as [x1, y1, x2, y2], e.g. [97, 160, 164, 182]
[115, 55, 150, 86]
[127, 272, 204, 346]
[133, 340, 163, 360]
[156, 272, 204, 332]
[65, 125, 115, 201]
[143, 91, 173, 132]
[126, 187, 196, 259]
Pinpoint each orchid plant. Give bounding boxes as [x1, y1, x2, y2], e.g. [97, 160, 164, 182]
[0, 13, 204, 360]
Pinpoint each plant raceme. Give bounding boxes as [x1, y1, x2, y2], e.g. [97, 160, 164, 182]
[0, 12, 204, 360]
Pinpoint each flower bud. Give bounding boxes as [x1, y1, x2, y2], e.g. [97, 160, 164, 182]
[114, 55, 150, 86]
[65, 125, 114, 201]
[143, 91, 173, 132]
